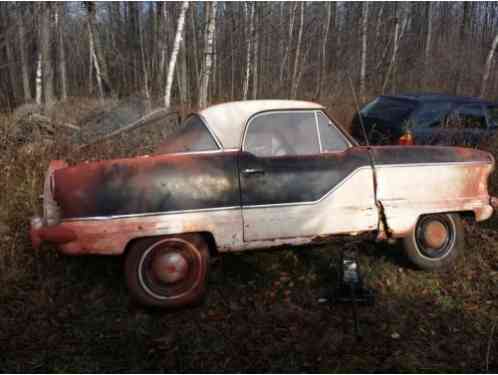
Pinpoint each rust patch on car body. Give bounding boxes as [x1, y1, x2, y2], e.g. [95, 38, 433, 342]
[52, 151, 240, 219]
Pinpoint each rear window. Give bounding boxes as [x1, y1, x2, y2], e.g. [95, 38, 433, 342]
[360, 97, 417, 123]
[156, 115, 219, 154]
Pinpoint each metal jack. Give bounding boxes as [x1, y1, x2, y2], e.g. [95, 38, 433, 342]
[330, 250, 375, 341]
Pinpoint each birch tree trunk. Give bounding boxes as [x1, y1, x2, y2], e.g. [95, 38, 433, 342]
[423, 2, 433, 82]
[480, 33, 498, 97]
[382, 7, 408, 93]
[87, 4, 104, 101]
[138, 9, 150, 101]
[252, 4, 259, 100]
[315, 2, 331, 100]
[164, 1, 189, 109]
[158, 3, 168, 94]
[454, 2, 471, 94]
[278, 4, 296, 91]
[198, 2, 217, 108]
[17, 6, 32, 102]
[56, 3, 68, 101]
[290, 2, 304, 99]
[359, 2, 369, 102]
[40, 3, 55, 110]
[190, 6, 200, 93]
[35, 52, 42, 105]
[242, 2, 254, 100]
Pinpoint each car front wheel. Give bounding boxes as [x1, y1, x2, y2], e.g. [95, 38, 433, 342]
[125, 234, 209, 308]
[402, 213, 463, 270]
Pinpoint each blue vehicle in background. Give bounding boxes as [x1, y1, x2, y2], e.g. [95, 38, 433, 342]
[351, 93, 498, 146]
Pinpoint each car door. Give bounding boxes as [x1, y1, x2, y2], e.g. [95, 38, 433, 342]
[239, 110, 378, 242]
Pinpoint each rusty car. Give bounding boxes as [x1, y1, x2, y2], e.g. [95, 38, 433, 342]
[30, 100, 498, 308]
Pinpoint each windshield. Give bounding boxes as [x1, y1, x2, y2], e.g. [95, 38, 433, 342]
[155, 115, 219, 154]
[360, 97, 417, 123]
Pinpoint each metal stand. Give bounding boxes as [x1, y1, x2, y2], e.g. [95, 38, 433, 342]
[330, 250, 375, 340]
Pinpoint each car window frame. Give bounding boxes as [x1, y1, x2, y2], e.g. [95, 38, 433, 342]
[315, 110, 353, 153]
[242, 109, 352, 156]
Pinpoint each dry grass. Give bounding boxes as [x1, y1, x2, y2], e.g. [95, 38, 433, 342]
[1, 99, 498, 372]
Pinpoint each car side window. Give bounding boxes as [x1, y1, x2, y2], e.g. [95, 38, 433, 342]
[316, 112, 349, 152]
[409, 102, 454, 128]
[487, 106, 498, 127]
[449, 104, 487, 129]
[156, 115, 219, 154]
[245, 111, 320, 157]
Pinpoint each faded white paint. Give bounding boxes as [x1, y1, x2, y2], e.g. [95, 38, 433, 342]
[376, 162, 494, 236]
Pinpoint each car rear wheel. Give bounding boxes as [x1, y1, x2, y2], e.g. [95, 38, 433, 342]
[125, 234, 209, 308]
[402, 213, 463, 270]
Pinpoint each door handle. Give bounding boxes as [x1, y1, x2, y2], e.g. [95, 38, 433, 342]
[242, 168, 265, 175]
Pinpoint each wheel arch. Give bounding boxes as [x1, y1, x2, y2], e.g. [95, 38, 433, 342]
[123, 231, 219, 258]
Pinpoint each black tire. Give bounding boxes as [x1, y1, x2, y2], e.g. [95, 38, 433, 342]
[125, 234, 209, 308]
[402, 213, 464, 270]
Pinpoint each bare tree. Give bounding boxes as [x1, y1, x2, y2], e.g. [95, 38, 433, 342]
[55, 3, 67, 101]
[86, 3, 104, 101]
[359, 2, 369, 102]
[252, 4, 259, 100]
[242, 2, 254, 100]
[382, 5, 408, 93]
[199, 2, 217, 108]
[279, 3, 297, 88]
[424, 2, 433, 81]
[315, 2, 332, 100]
[290, 2, 304, 99]
[480, 32, 498, 97]
[138, 8, 150, 101]
[16, 6, 32, 102]
[164, 1, 189, 109]
[454, 2, 471, 94]
[3, 1, 498, 111]
[40, 3, 55, 109]
[35, 52, 42, 105]
[158, 3, 168, 94]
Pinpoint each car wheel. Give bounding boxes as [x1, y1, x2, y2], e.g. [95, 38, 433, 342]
[402, 213, 463, 270]
[125, 234, 209, 308]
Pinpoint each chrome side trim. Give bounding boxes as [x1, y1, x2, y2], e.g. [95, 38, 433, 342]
[62, 205, 241, 222]
[156, 148, 239, 157]
[314, 111, 323, 153]
[377, 160, 493, 168]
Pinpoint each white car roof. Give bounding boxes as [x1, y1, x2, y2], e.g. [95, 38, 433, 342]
[197, 100, 324, 149]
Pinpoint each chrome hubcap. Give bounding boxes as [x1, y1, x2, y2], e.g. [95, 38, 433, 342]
[152, 252, 189, 284]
